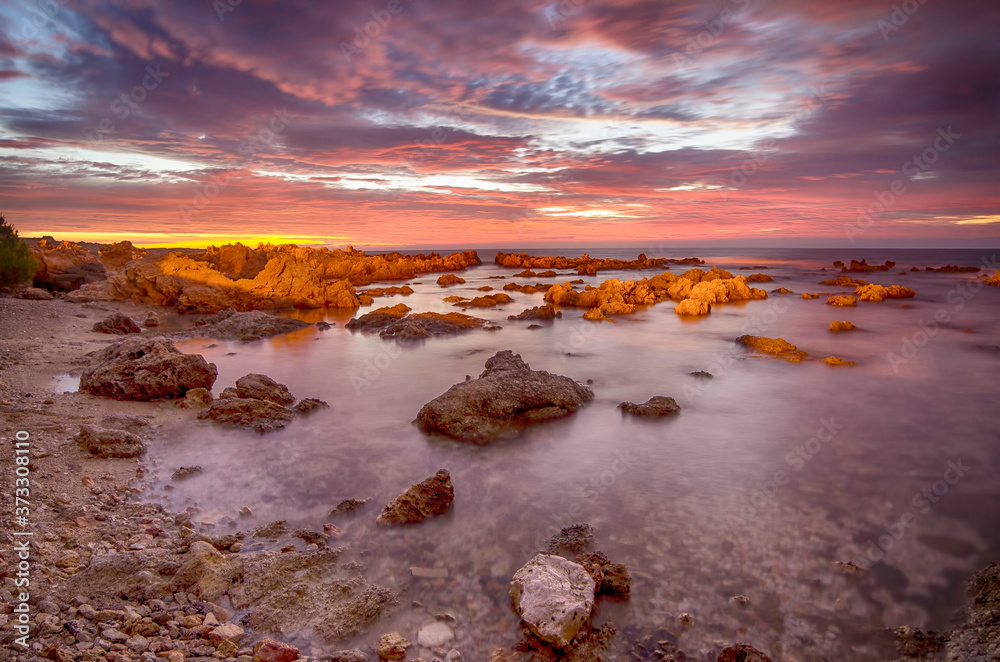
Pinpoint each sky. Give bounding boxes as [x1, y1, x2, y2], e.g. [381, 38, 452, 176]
[0, 0, 998, 249]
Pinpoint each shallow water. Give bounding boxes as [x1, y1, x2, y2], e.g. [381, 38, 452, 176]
[134, 248, 999, 659]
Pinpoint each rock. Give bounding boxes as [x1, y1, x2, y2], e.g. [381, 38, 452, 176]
[495, 251, 694, 274]
[417, 621, 455, 648]
[80, 336, 218, 401]
[235, 373, 296, 405]
[801, 292, 820, 299]
[771, 286, 793, 294]
[820, 275, 868, 287]
[985, 270, 1000, 286]
[192, 308, 311, 339]
[293, 397, 329, 414]
[348, 304, 491, 340]
[437, 274, 466, 287]
[171, 466, 203, 481]
[855, 283, 915, 301]
[197, 397, 296, 433]
[317, 320, 332, 330]
[509, 554, 596, 649]
[747, 273, 772, 282]
[619, 396, 680, 417]
[328, 650, 369, 662]
[826, 295, 857, 306]
[177, 386, 213, 409]
[690, 371, 713, 378]
[143, 312, 160, 327]
[547, 523, 594, 553]
[16, 286, 54, 300]
[829, 320, 856, 332]
[735, 335, 807, 361]
[674, 298, 711, 315]
[455, 293, 513, 307]
[926, 264, 981, 273]
[329, 498, 368, 516]
[416, 351, 593, 443]
[174, 541, 244, 602]
[209, 623, 245, 645]
[252, 637, 299, 662]
[30, 238, 107, 291]
[74, 425, 145, 458]
[575, 551, 630, 597]
[823, 356, 856, 366]
[98, 240, 147, 270]
[376, 470, 454, 525]
[92, 313, 141, 335]
[375, 633, 410, 660]
[508, 304, 561, 320]
[717, 643, 773, 662]
[837, 258, 895, 273]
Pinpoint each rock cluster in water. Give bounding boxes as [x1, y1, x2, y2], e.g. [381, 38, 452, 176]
[197, 373, 328, 433]
[495, 251, 702, 275]
[346, 303, 494, 340]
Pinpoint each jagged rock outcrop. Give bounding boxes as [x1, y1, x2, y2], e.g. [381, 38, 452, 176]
[437, 274, 466, 287]
[376, 470, 454, 525]
[98, 241, 148, 271]
[80, 337, 218, 401]
[69, 244, 480, 313]
[450, 293, 513, 308]
[234, 374, 295, 405]
[509, 554, 596, 649]
[674, 299, 711, 316]
[925, 265, 980, 273]
[30, 239, 107, 291]
[834, 259, 895, 272]
[854, 284, 915, 301]
[829, 320, 856, 332]
[495, 251, 702, 275]
[415, 351, 593, 443]
[827, 295, 857, 306]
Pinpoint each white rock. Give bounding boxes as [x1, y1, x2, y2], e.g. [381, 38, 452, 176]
[509, 553, 595, 648]
[417, 620, 454, 647]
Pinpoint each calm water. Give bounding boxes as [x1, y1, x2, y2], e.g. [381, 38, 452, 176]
[136, 248, 999, 659]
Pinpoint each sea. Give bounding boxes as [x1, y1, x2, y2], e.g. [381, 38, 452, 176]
[80, 248, 1000, 659]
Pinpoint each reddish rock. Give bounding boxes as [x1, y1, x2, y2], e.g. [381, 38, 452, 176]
[92, 313, 142, 335]
[235, 373, 295, 405]
[508, 304, 562, 320]
[80, 337, 217, 401]
[74, 425, 145, 458]
[253, 638, 299, 662]
[618, 396, 681, 417]
[717, 643, 773, 662]
[437, 274, 466, 287]
[376, 470, 454, 525]
[30, 239, 107, 292]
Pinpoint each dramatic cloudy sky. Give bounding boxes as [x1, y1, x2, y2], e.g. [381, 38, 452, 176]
[1, 0, 997, 248]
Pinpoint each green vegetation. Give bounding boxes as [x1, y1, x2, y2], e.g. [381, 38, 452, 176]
[0, 213, 40, 286]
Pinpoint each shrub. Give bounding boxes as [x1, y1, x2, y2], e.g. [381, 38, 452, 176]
[0, 213, 40, 286]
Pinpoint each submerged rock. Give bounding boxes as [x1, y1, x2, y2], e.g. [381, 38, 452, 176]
[80, 336, 218, 401]
[619, 396, 681, 417]
[823, 356, 856, 366]
[347, 304, 491, 340]
[576, 551, 631, 597]
[74, 425, 145, 458]
[293, 397, 329, 414]
[437, 274, 466, 287]
[197, 397, 295, 433]
[510, 554, 596, 649]
[735, 335, 807, 362]
[854, 283, 916, 301]
[717, 643, 774, 661]
[826, 295, 857, 307]
[547, 523, 594, 553]
[376, 470, 454, 525]
[92, 313, 141, 335]
[192, 308, 310, 340]
[415, 350, 594, 443]
[829, 320, 856, 332]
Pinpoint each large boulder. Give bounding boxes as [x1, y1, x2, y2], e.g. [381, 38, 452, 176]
[376, 470, 454, 525]
[30, 239, 107, 292]
[509, 554, 596, 649]
[415, 351, 594, 443]
[80, 337, 217, 401]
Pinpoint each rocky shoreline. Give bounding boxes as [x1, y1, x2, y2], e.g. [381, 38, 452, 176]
[2, 248, 999, 661]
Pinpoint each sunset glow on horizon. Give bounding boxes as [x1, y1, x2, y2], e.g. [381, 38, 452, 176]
[1, 0, 998, 248]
